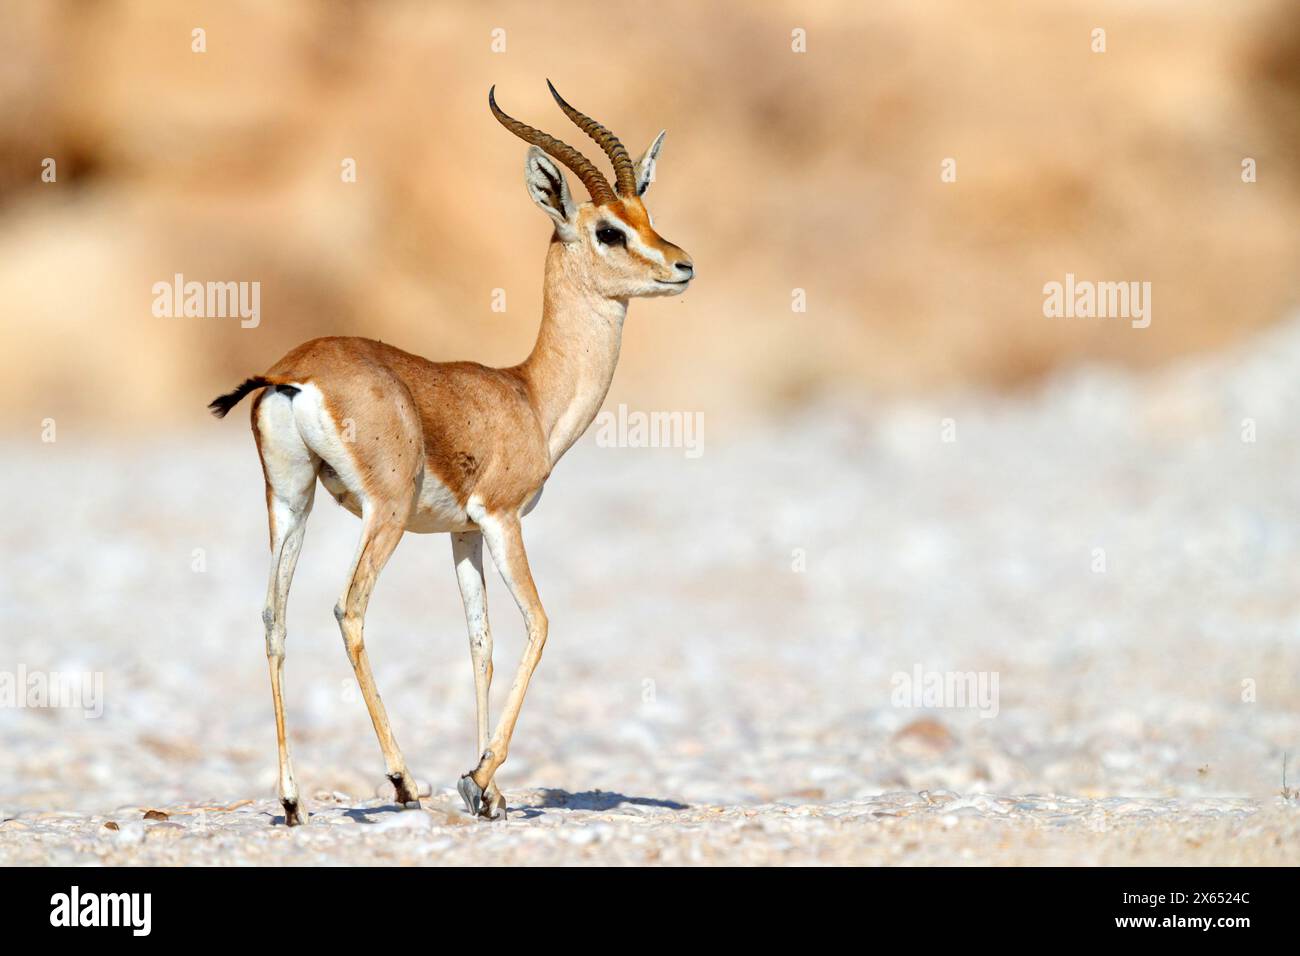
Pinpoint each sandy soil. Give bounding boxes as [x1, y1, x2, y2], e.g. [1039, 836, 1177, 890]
[4, 793, 1297, 866]
[4, 319, 1300, 865]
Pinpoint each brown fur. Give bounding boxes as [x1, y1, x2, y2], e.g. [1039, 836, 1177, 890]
[260, 337, 550, 515]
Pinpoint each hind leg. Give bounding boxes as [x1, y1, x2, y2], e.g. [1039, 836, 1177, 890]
[336, 512, 420, 806]
[254, 391, 320, 826]
[286, 376, 425, 807]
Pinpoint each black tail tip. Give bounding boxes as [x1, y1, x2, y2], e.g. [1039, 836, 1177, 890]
[208, 376, 272, 419]
[207, 395, 238, 419]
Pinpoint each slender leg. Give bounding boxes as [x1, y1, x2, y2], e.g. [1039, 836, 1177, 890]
[256, 394, 318, 826]
[458, 508, 547, 817]
[335, 511, 420, 806]
[451, 531, 504, 817]
[264, 492, 314, 825]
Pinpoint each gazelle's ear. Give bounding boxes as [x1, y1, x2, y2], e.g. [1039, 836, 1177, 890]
[524, 146, 578, 240]
[633, 130, 666, 196]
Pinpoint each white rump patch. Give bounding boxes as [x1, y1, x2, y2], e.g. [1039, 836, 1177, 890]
[289, 383, 369, 516]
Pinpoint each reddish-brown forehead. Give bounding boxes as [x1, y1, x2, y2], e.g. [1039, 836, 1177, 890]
[605, 198, 653, 233]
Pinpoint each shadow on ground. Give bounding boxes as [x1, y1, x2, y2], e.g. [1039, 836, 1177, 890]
[530, 789, 689, 812]
[340, 804, 410, 824]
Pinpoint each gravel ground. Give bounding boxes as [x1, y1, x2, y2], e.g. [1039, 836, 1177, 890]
[4, 793, 1297, 866]
[4, 320, 1300, 865]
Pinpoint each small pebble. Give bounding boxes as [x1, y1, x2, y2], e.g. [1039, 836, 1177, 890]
[114, 821, 146, 845]
[369, 811, 434, 833]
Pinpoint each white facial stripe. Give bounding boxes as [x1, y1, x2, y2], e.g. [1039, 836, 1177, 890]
[626, 229, 665, 265]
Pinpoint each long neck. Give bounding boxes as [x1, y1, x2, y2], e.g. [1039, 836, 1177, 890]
[519, 240, 627, 464]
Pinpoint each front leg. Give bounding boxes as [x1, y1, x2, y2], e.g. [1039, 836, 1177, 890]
[457, 506, 547, 818]
[451, 531, 505, 819]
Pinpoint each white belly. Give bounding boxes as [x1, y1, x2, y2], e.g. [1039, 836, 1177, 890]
[407, 469, 475, 533]
[313, 448, 544, 536]
[317, 463, 473, 533]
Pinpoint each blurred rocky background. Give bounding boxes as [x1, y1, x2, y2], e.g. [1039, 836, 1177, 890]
[1, 0, 1298, 429]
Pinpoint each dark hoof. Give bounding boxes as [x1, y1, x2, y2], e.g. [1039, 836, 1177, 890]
[389, 772, 420, 806]
[457, 775, 482, 816]
[282, 799, 307, 827]
[482, 787, 508, 821]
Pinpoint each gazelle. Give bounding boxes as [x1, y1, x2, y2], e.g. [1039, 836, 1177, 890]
[209, 82, 693, 823]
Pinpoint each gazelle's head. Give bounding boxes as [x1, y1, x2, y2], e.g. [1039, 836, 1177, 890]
[490, 82, 694, 300]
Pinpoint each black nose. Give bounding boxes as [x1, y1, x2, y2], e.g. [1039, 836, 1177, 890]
[675, 262, 694, 277]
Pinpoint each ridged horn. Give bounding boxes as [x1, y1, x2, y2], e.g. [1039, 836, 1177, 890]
[488, 85, 617, 205]
[546, 79, 637, 197]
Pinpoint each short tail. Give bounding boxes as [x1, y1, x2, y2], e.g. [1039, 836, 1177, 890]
[208, 376, 275, 418]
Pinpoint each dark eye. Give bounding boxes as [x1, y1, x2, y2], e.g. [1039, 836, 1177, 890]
[596, 227, 625, 246]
